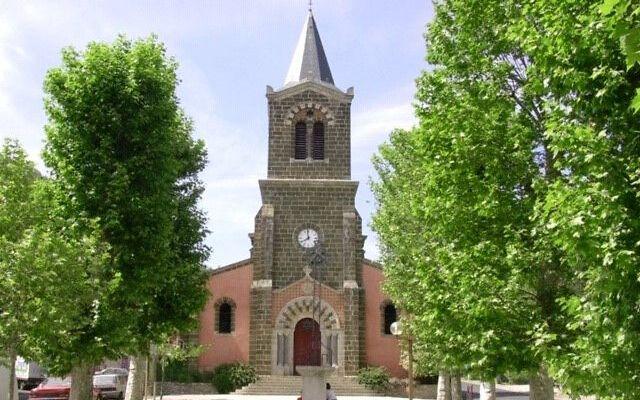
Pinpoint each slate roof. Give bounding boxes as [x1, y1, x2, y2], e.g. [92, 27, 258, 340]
[284, 11, 335, 87]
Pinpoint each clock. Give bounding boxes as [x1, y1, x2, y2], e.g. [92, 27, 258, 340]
[297, 228, 319, 248]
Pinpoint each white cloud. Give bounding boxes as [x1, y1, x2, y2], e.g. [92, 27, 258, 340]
[352, 102, 416, 147]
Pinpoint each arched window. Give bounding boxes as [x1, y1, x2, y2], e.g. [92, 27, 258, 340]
[382, 302, 397, 335]
[294, 121, 307, 159]
[312, 121, 324, 160]
[215, 298, 235, 334]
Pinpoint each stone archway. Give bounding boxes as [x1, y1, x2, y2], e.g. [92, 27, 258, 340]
[272, 296, 342, 375]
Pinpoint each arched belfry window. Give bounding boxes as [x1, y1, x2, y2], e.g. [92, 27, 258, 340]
[294, 121, 307, 159]
[382, 301, 397, 335]
[312, 121, 325, 160]
[215, 298, 236, 334]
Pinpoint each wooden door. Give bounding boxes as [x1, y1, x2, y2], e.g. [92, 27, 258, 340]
[293, 318, 321, 375]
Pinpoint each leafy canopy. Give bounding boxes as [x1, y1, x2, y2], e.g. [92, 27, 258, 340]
[372, 0, 640, 398]
[42, 35, 209, 369]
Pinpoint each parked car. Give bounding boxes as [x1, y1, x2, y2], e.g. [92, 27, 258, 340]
[92, 374, 126, 400]
[15, 357, 45, 390]
[29, 377, 101, 400]
[93, 369, 127, 377]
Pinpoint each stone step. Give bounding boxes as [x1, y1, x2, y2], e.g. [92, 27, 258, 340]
[234, 375, 379, 396]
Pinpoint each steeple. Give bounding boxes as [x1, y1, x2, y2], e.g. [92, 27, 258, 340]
[284, 10, 335, 87]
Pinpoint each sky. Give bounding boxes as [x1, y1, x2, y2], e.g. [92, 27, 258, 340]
[0, 0, 433, 268]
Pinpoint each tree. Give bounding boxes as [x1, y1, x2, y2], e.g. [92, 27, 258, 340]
[599, 0, 640, 111]
[0, 140, 110, 400]
[0, 139, 40, 400]
[372, 1, 639, 399]
[42, 36, 209, 400]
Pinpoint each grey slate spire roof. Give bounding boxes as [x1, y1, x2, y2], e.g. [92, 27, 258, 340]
[284, 11, 335, 87]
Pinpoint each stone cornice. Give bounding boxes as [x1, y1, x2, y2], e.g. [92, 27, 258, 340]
[259, 179, 359, 189]
[266, 81, 354, 103]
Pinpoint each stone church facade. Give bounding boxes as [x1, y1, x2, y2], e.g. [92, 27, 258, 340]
[197, 11, 404, 378]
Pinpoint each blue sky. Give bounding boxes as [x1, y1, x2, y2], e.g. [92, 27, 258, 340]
[0, 1, 432, 267]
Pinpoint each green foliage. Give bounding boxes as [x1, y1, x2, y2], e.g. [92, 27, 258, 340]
[356, 366, 391, 391]
[0, 139, 113, 374]
[42, 35, 209, 373]
[211, 363, 257, 394]
[161, 360, 213, 384]
[599, 0, 640, 110]
[372, 0, 640, 399]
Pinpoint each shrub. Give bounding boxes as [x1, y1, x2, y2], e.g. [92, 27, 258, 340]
[357, 366, 391, 391]
[160, 359, 214, 383]
[162, 360, 193, 383]
[212, 363, 258, 394]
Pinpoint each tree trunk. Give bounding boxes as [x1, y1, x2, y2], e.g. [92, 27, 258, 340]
[529, 366, 554, 400]
[69, 362, 93, 400]
[146, 352, 156, 399]
[450, 375, 462, 400]
[479, 380, 496, 400]
[436, 371, 451, 400]
[8, 350, 17, 400]
[125, 356, 146, 400]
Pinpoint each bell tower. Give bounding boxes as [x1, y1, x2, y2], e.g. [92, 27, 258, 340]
[249, 10, 365, 376]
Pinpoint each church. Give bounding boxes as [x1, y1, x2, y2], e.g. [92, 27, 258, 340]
[196, 10, 404, 378]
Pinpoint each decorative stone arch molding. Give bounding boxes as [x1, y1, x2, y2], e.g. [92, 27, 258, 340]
[276, 296, 340, 330]
[272, 296, 343, 375]
[284, 102, 336, 126]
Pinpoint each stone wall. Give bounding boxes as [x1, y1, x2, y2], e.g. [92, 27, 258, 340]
[249, 284, 273, 374]
[154, 382, 216, 395]
[386, 383, 437, 399]
[258, 179, 361, 291]
[342, 285, 361, 375]
[266, 82, 353, 180]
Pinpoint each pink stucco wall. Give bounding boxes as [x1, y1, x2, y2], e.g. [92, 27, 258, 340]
[362, 263, 406, 378]
[198, 262, 252, 370]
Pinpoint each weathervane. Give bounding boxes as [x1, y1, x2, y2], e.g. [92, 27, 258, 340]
[308, 0, 313, 12]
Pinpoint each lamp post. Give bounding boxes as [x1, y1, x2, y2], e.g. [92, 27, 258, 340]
[390, 321, 413, 400]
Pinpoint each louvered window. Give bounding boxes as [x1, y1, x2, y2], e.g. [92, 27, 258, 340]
[312, 122, 324, 160]
[294, 121, 307, 159]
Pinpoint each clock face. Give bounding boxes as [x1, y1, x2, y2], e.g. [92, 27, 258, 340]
[297, 228, 319, 248]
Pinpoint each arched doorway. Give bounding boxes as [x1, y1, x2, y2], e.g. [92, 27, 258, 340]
[293, 318, 321, 375]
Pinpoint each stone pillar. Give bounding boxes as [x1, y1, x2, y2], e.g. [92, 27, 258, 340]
[249, 280, 272, 374]
[249, 202, 274, 374]
[342, 281, 360, 375]
[252, 205, 274, 280]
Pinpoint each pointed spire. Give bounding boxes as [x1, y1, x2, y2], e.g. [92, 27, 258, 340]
[284, 10, 335, 86]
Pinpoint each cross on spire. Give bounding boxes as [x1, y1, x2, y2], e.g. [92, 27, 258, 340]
[308, 0, 313, 12]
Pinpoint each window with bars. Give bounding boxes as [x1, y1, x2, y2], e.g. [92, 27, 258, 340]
[294, 121, 307, 159]
[312, 121, 325, 160]
[215, 298, 235, 334]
